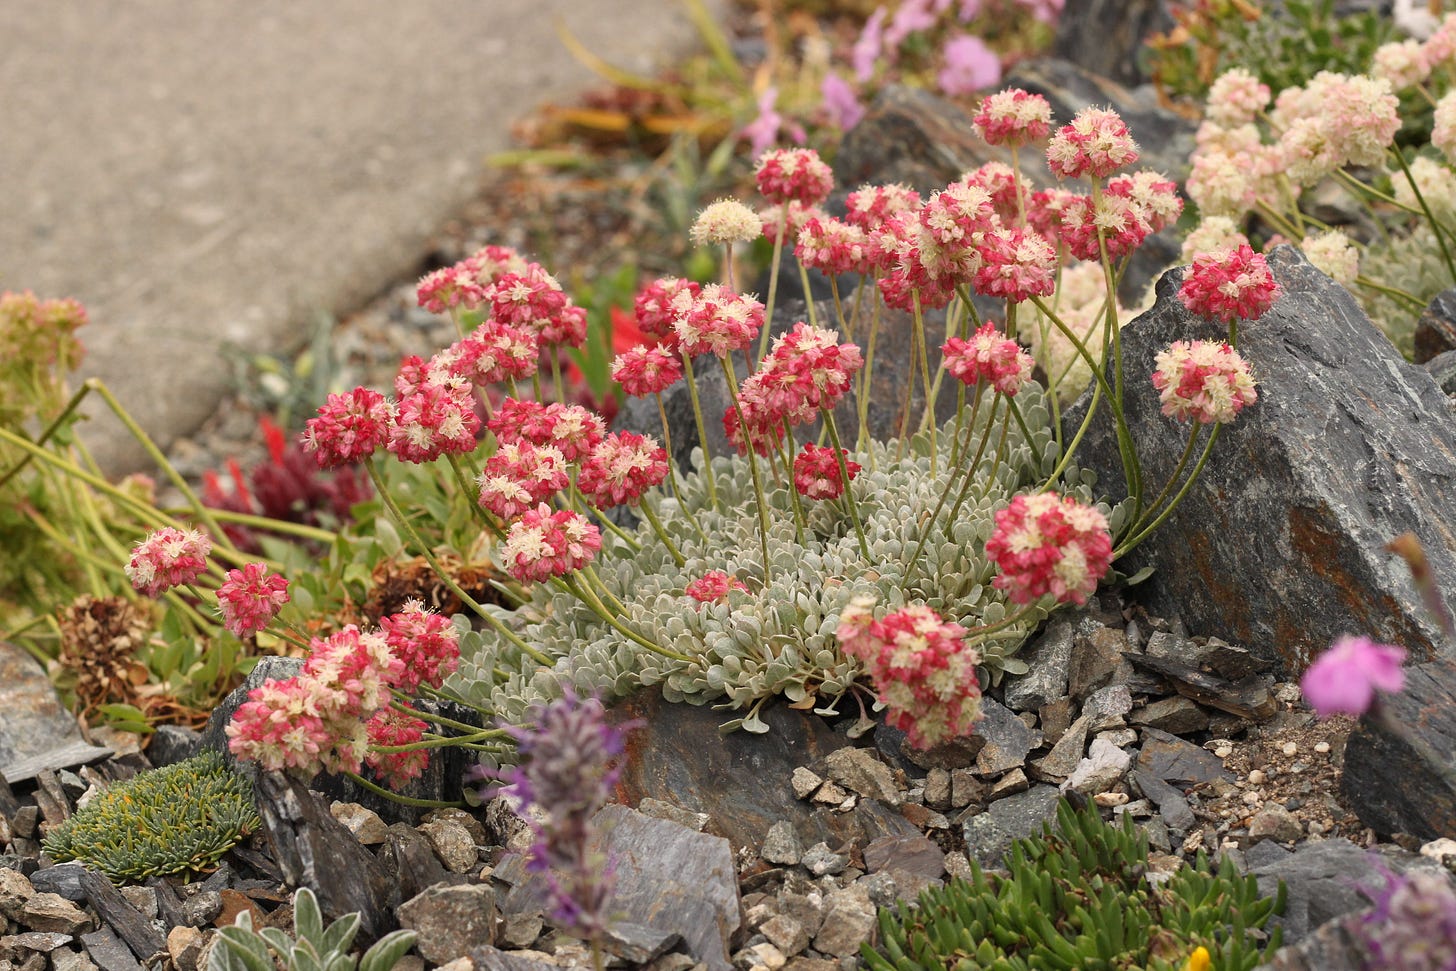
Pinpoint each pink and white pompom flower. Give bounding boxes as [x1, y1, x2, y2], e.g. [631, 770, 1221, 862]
[836, 596, 983, 750]
[216, 562, 290, 639]
[1152, 340, 1259, 425]
[985, 492, 1113, 606]
[941, 322, 1034, 397]
[1178, 244, 1282, 324]
[502, 505, 602, 584]
[126, 527, 212, 599]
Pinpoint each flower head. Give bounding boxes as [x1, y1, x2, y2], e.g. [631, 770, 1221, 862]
[126, 527, 212, 598]
[611, 344, 683, 397]
[577, 431, 668, 509]
[686, 571, 749, 604]
[674, 284, 764, 358]
[1152, 340, 1258, 424]
[303, 387, 392, 469]
[416, 264, 486, 314]
[795, 217, 873, 276]
[379, 601, 461, 694]
[754, 148, 834, 206]
[444, 320, 540, 386]
[937, 33, 1001, 96]
[836, 599, 983, 750]
[486, 265, 588, 348]
[633, 277, 699, 346]
[387, 383, 481, 464]
[793, 444, 860, 500]
[502, 505, 602, 583]
[1178, 244, 1281, 323]
[985, 492, 1112, 606]
[691, 199, 762, 247]
[216, 563, 290, 639]
[844, 183, 922, 232]
[1357, 865, 1456, 971]
[973, 227, 1057, 302]
[1205, 68, 1270, 127]
[973, 87, 1053, 148]
[942, 322, 1034, 396]
[1046, 107, 1139, 180]
[364, 705, 430, 789]
[1300, 635, 1407, 719]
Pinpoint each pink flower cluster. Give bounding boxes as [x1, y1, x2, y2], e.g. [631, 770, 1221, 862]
[577, 431, 669, 509]
[227, 604, 459, 781]
[730, 323, 863, 455]
[126, 527, 212, 598]
[486, 265, 588, 348]
[487, 399, 606, 462]
[476, 442, 570, 521]
[973, 87, 1052, 147]
[364, 705, 430, 789]
[634, 277, 698, 347]
[754, 148, 835, 206]
[836, 597, 983, 750]
[1152, 340, 1258, 424]
[611, 345, 683, 397]
[1178, 244, 1281, 324]
[414, 244, 528, 313]
[793, 444, 860, 500]
[985, 492, 1112, 606]
[501, 504, 602, 583]
[1046, 107, 1140, 180]
[686, 570, 750, 604]
[795, 217, 873, 276]
[302, 387, 392, 469]
[216, 562, 290, 638]
[389, 381, 481, 464]
[673, 284, 765, 359]
[941, 322, 1034, 396]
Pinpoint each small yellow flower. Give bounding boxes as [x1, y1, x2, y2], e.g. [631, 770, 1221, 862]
[1183, 946, 1212, 971]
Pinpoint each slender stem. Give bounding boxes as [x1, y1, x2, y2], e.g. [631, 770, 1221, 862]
[0, 383, 92, 489]
[679, 354, 718, 507]
[446, 455, 503, 537]
[856, 282, 882, 457]
[719, 358, 775, 583]
[1355, 275, 1426, 312]
[1115, 424, 1223, 557]
[902, 395, 1001, 585]
[1004, 395, 1044, 472]
[797, 261, 819, 329]
[563, 575, 694, 663]
[822, 410, 871, 561]
[654, 393, 707, 541]
[197, 508, 338, 545]
[638, 498, 686, 567]
[343, 771, 464, 808]
[758, 209, 789, 363]
[1389, 149, 1456, 283]
[1127, 425, 1203, 539]
[364, 458, 552, 666]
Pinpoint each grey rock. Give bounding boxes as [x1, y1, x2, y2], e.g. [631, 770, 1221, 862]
[1136, 728, 1231, 788]
[1341, 657, 1456, 840]
[1254, 912, 1367, 971]
[801, 843, 849, 878]
[52, 948, 100, 971]
[761, 822, 804, 867]
[1038, 698, 1075, 746]
[78, 928, 142, 971]
[759, 914, 810, 957]
[811, 887, 875, 959]
[253, 772, 396, 941]
[1052, 0, 1174, 86]
[638, 797, 710, 833]
[1030, 714, 1090, 781]
[377, 823, 459, 906]
[1129, 654, 1277, 721]
[1248, 805, 1303, 845]
[1002, 620, 1074, 712]
[950, 768, 987, 810]
[972, 699, 1035, 777]
[1130, 697, 1210, 735]
[1063, 737, 1132, 796]
[862, 835, 944, 882]
[418, 818, 478, 874]
[1068, 628, 1131, 701]
[116, 888, 156, 922]
[1130, 770, 1196, 833]
[471, 946, 560, 971]
[329, 802, 388, 845]
[988, 767, 1030, 800]
[1250, 839, 1442, 944]
[497, 912, 544, 949]
[18, 894, 90, 935]
[961, 785, 1062, 868]
[823, 748, 900, 807]
[0, 870, 33, 920]
[1082, 684, 1133, 731]
[1416, 287, 1456, 363]
[0, 642, 92, 782]
[1066, 247, 1456, 674]
[922, 769, 951, 810]
[179, 892, 221, 928]
[144, 726, 201, 768]
[26, 866, 85, 903]
[602, 922, 682, 965]
[397, 884, 498, 965]
[1425, 348, 1456, 396]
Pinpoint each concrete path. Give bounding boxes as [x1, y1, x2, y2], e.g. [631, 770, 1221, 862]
[1, 1, 718, 473]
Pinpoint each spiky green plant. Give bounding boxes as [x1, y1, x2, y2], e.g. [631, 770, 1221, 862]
[43, 750, 259, 882]
[210, 887, 417, 971]
[863, 799, 1285, 971]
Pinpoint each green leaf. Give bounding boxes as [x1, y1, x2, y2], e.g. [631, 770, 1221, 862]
[318, 911, 361, 957]
[359, 930, 418, 971]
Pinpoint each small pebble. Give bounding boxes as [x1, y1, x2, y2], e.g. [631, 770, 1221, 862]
[1214, 744, 1234, 759]
[1094, 792, 1129, 808]
[1281, 742, 1298, 756]
[1247, 769, 1266, 785]
[1242, 791, 1261, 806]
[1314, 741, 1331, 755]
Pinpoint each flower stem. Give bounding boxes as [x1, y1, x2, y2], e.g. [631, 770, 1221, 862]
[1115, 424, 1222, 558]
[679, 353, 719, 508]
[719, 358, 775, 583]
[1126, 425, 1203, 540]
[638, 498, 686, 567]
[653, 393, 708, 541]
[758, 209, 789, 362]
[343, 771, 465, 808]
[821, 409, 871, 561]
[364, 458, 552, 666]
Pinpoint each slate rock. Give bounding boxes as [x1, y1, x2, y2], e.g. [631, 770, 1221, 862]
[79, 928, 142, 971]
[1063, 737, 1132, 796]
[18, 893, 91, 935]
[1136, 728, 1231, 788]
[396, 884, 497, 966]
[961, 785, 1062, 867]
[252, 772, 396, 942]
[0, 642, 90, 779]
[1002, 619, 1073, 712]
[1415, 287, 1456, 363]
[1051, 0, 1173, 86]
[1425, 348, 1456, 396]
[1030, 713, 1090, 781]
[1130, 697, 1210, 735]
[609, 691, 918, 856]
[1066, 246, 1456, 674]
[811, 886, 876, 958]
[496, 806, 739, 971]
[862, 834, 945, 882]
[471, 947, 558, 971]
[1254, 912, 1367, 971]
[823, 747, 900, 807]
[1249, 839, 1442, 944]
[972, 698, 1035, 777]
[1082, 684, 1133, 731]
[27, 865, 85, 903]
[143, 726, 201, 768]
[378, 823, 461, 904]
[1129, 653, 1277, 721]
[801, 843, 849, 878]
[1341, 656, 1456, 840]
[761, 821, 804, 867]
[1067, 627, 1130, 700]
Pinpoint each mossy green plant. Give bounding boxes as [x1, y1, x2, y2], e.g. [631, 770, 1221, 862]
[43, 750, 260, 882]
[863, 799, 1284, 971]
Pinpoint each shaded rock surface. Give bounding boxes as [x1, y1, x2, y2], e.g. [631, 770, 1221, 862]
[1067, 247, 1456, 675]
[1341, 656, 1456, 840]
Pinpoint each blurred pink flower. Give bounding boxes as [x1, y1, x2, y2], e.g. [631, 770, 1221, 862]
[741, 86, 804, 155]
[821, 72, 866, 131]
[853, 7, 888, 82]
[1301, 636, 1407, 719]
[938, 34, 1002, 96]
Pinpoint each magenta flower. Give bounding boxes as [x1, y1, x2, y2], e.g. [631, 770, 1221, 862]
[985, 492, 1112, 606]
[302, 387, 392, 470]
[1300, 635, 1407, 719]
[125, 527, 212, 598]
[1178, 244, 1282, 324]
[793, 444, 860, 500]
[686, 570, 750, 604]
[937, 34, 1002, 97]
[1152, 340, 1258, 424]
[216, 562, 290, 638]
[821, 72, 866, 131]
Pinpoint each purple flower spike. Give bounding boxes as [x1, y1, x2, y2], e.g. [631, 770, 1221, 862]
[1300, 635, 1407, 719]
